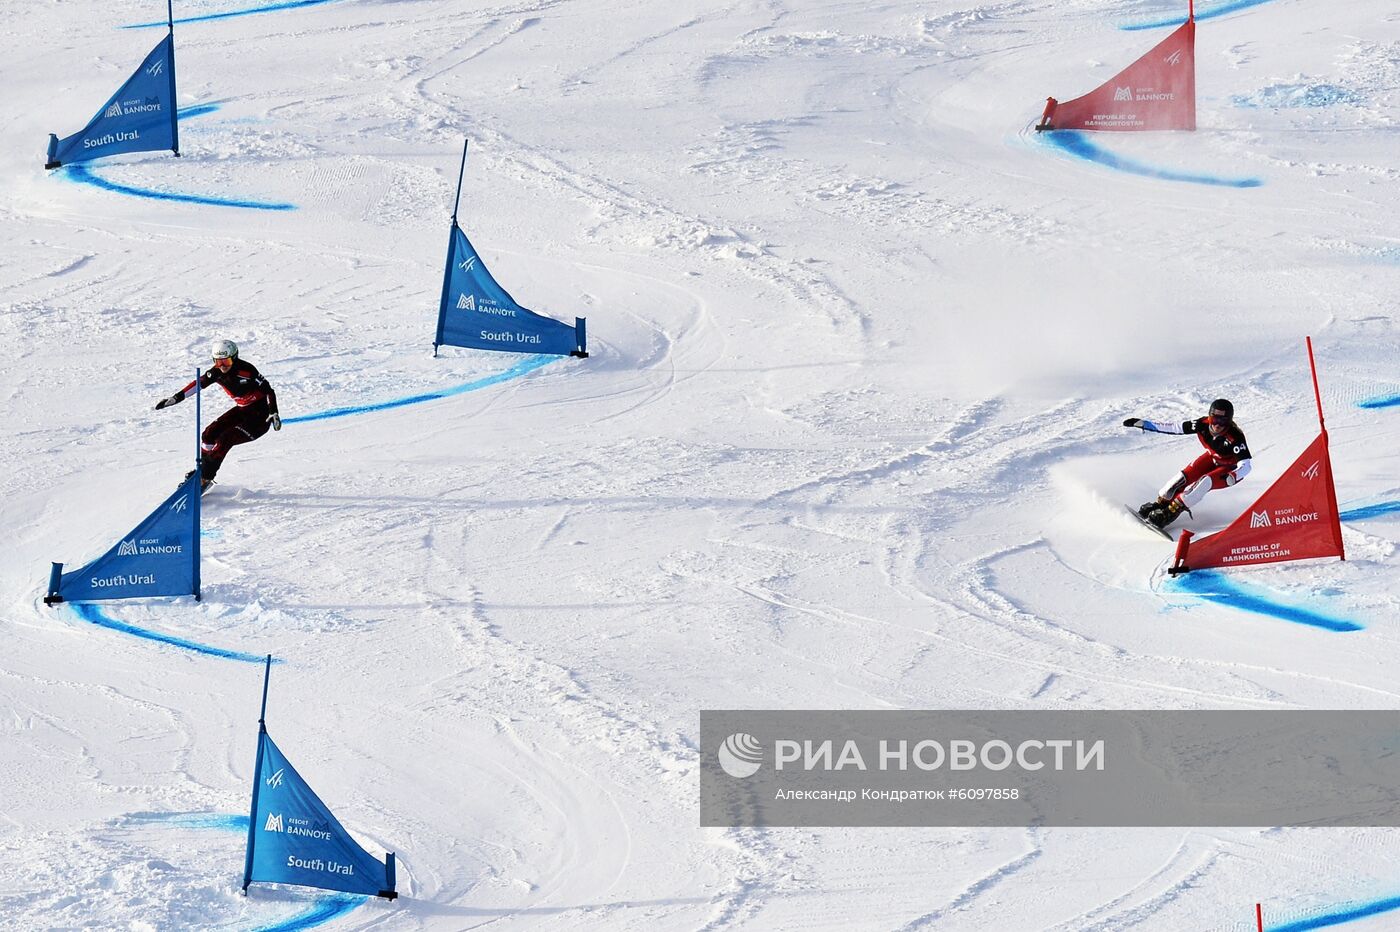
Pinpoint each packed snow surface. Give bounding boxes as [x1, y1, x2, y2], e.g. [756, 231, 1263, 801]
[2, 0, 1399, 929]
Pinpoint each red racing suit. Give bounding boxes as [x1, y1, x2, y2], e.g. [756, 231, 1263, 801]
[1140, 415, 1252, 507]
[174, 360, 280, 482]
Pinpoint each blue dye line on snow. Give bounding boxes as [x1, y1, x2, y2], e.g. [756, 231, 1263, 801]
[1040, 131, 1263, 188]
[62, 163, 296, 211]
[177, 103, 221, 119]
[1271, 895, 1400, 931]
[286, 353, 558, 424]
[1168, 570, 1361, 632]
[1341, 501, 1400, 522]
[127, 811, 249, 832]
[123, 0, 345, 28]
[69, 602, 271, 663]
[254, 895, 363, 932]
[122, 812, 359, 931]
[1121, 0, 1277, 30]
[1358, 393, 1400, 409]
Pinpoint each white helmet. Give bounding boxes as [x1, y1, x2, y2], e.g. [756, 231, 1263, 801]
[212, 339, 239, 360]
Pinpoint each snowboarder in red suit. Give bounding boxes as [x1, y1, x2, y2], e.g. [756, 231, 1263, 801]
[154, 339, 280, 489]
[1123, 398, 1251, 529]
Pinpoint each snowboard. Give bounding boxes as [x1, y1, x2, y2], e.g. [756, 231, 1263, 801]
[1124, 504, 1174, 541]
[178, 473, 216, 496]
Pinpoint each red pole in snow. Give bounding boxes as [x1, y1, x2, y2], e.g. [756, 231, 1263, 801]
[1168, 529, 1193, 576]
[1306, 336, 1325, 432]
[1189, 0, 1195, 21]
[1256, 902, 1263, 931]
[1306, 336, 1346, 562]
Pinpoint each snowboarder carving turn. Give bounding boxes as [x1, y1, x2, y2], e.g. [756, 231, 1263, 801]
[154, 339, 280, 491]
[1123, 399, 1251, 530]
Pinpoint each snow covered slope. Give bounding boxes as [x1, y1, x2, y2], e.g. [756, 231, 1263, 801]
[2, 0, 1398, 928]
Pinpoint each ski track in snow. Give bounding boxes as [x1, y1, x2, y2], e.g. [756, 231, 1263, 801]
[409, 541, 712, 925]
[1233, 83, 1363, 110]
[894, 828, 1043, 929]
[1077, 846, 1225, 930]
[1043, 836, 1226, 931]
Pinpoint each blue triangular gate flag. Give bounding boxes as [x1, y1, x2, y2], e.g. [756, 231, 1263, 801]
[434, 225, 586, 357]
[46, 33, 179, 169]
[45, 470, 201, 604]
[244, 731, 397, 899]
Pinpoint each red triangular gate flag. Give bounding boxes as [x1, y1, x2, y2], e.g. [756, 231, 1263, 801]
[1170, 432, 1345, 575]
[1038, 16, 1195, 132]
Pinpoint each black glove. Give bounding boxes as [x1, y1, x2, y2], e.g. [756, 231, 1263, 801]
[268, 412, 281, 431]
[155, 393, 182, 410]
[1123, 417, 1145, 429]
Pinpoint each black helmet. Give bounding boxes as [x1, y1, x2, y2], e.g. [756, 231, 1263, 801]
[1209, 398, 1234, 419]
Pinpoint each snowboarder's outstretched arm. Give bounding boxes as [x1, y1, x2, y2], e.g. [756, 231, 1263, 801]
[1122, 417, 1192, 434]
[1127, 415, 1252, 463]
[155, 369, 216, 410]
